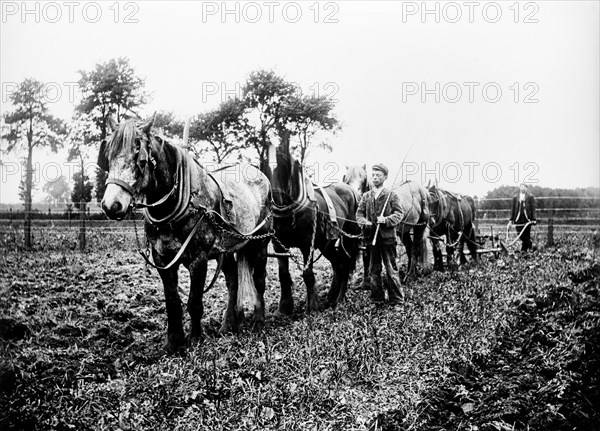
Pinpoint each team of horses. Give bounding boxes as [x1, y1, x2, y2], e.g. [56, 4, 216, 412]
[98, 116, 479, 351]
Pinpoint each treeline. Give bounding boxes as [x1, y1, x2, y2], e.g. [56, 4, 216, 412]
[2, 58, 340, 249]
[477, 185, 600, 218]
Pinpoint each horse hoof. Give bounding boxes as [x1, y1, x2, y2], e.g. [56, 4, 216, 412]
[188, 333, 204, 347]
[164, 333, 186, 354]
[278, 301, 294, 316]
[251, 318, 265, 332]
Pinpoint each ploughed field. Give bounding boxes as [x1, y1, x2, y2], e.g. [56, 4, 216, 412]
[0, 232, 598, 430]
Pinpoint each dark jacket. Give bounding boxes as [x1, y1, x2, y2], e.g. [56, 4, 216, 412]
[510, 193, 536, 223]
[357, 188, 403, 242]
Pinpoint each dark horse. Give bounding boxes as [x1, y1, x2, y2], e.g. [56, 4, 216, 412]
[98, 116, 272, 352]
[263, 134, 360, 313]
[343, 165, 372, 289]
[427, 184, 478, 270]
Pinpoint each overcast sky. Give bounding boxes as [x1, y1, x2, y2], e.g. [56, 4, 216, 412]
[1, 0, 598, 202]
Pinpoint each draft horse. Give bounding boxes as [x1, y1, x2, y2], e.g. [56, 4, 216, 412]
[263, 133, 360, 313]
[427, 184, 478, 270]
[98, 116, 272, 352]
[394, 181, 431, 280]
[343, 165, 372, 289]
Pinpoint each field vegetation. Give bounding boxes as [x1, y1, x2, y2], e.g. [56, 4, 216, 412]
[1, 231, 598, 430]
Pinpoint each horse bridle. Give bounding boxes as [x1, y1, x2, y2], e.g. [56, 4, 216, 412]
[428, 188, 445, 227]
[105, 134, 180, 213]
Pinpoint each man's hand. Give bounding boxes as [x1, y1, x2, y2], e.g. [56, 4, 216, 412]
[377, 216, 386, 224]
[532, 220, 537, 225]
[359, 220, 373, 227]
[508, 220, 513, 225]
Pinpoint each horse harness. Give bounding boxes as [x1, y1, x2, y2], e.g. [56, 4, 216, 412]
[428, 188, 471, 248]
[107, 145, 272, 272]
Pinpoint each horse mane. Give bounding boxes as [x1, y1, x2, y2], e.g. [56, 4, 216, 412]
[104, 119, 139, 160]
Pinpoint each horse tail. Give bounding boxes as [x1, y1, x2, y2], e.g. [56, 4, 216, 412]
[465, 195, 478, 239]
[420, 225, 430, 268]
[236, 252, 258, 317]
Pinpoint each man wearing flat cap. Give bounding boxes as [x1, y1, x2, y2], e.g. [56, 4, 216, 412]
[356, 163, 404, 304]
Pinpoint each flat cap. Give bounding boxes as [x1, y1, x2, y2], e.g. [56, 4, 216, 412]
[372, 163, 389, 176]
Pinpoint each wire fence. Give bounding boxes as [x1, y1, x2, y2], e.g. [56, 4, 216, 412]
[1, 196, 598, 252]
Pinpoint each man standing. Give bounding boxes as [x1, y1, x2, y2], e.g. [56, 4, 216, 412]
[357, 163, 404, 304]
[509, 183, 537, 251]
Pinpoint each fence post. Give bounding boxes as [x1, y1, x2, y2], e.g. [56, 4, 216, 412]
[546, 215, 554, 247]
[490, 225, 495, 248]
[79, 202, 86, 252]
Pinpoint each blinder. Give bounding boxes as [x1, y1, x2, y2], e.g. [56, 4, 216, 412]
[97, 139, 109, 172]
[104, 133, 160, 208]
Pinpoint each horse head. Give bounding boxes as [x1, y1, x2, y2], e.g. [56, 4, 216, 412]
[343, 164, 371, 195]
[98, 114, 167, 220]
[272, 131, 304, 207]
[427, 183, 446, 226]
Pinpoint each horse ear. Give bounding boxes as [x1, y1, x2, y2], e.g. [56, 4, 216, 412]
[108, 115, 118, 133]
[141, 113, 156, 135]
[97, 140, 109, 171]
[362, 164, 366, 170]
[426, 179, 431, 189]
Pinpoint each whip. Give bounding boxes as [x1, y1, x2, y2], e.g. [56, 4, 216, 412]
[372, 140, 416, 246]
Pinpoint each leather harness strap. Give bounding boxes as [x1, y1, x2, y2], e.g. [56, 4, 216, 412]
[314, 182, 338, 225]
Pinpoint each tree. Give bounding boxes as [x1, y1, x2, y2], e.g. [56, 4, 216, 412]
[43, 175, 70, 204]
[2, 78, 66, 248]
[153, 111, 185, 140]
[193, 70, 341, 172]
[189, 99, 248, 164]
[71, 171, 93, 210]
[67, 113, 97, 251]
[280, 94, 340, 164]
[76, 57, 148, 201]
[240, 70, 299, 171]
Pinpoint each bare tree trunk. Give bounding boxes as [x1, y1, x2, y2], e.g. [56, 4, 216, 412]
[79, 203, 86, 252]
[24, 139, 34, 249]
[78, 156, 86, 252]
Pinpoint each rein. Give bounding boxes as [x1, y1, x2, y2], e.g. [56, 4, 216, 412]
[109, 139, 272, 273]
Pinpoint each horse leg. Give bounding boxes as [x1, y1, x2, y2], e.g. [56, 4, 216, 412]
[362, 247, 371, 290]
[466, 227, 478, 263]
[277, 256, 294, 316]
[247, 242, 268, 331]
[459, 235, 468, 265]
[157, 265, 185, 353]
[446, 237, 457, 270]
[432, 239, 444, 271]
[335, 242, 355, 305]
[402, 231, 414, 282]
[302, 248, 322, 313]
[220, 254, 240, 334]
[187, 256, 208, 345]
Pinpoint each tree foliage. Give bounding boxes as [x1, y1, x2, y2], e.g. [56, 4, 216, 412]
[153, 111, 185, 140]
[43, 176, 70, 204]
[1, 78, 67, 247]
[480, 185, 600, 211]
[189, 99, 247, 164]
[71, 171, 93, 211]
[76, 57, 148, 201]
[189, 70, 339, 169]
[280, 94, 340, 163]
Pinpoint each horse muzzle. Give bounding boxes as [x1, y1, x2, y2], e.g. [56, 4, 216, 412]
[101, 199, 130, 220]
